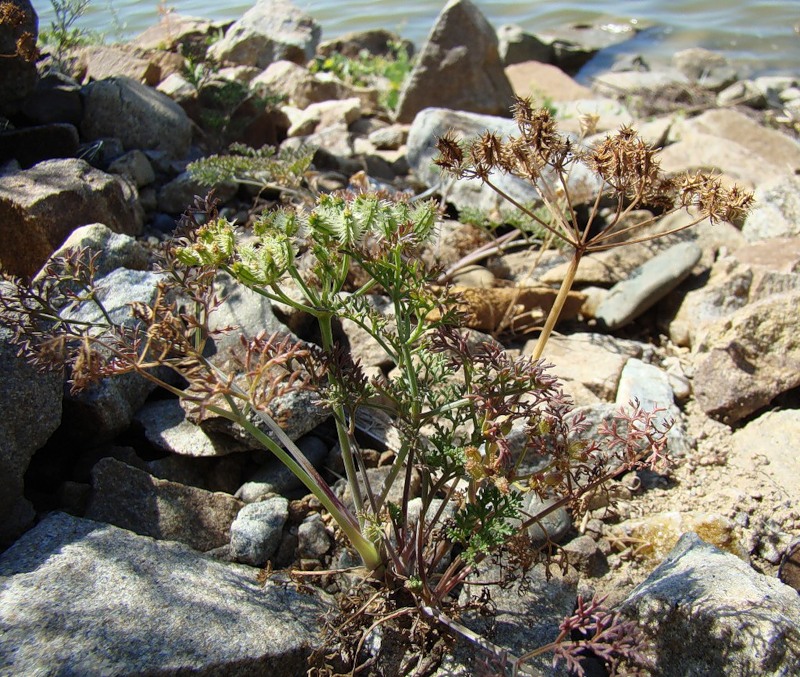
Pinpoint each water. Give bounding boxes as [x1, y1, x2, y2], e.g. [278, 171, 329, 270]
[33, 0, 800, 77]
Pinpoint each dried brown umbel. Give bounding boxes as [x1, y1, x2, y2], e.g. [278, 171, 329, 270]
[436, 96, 754, 357]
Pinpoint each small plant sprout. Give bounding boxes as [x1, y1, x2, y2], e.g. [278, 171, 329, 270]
[435, 96, 754, 358]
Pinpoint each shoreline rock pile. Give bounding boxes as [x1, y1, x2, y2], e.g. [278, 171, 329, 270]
[2, 0, 800, 674]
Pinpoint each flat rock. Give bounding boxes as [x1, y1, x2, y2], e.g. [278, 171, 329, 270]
[75, 44, 161, 86]
[504, 60, 592, 101]
[596, 241, 701, 330]
[82, 76, 192, 159]
[592, 69, 689, 97]
[619, 532, 800, 676]
[208, 0, 320, 68]
[86, 457, 244, 551]
[0, 158, 142, 278]
[692, 290, 800, 423]
[395, 0, 514, 123]
[0, 512, 329, 676]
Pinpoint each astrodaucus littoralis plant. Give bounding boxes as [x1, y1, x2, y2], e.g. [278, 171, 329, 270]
[435, 96, 754, 358]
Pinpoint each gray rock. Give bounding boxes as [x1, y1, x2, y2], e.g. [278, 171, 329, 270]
[0, 158, 142, 278]
[692, 290, 800, 423]
[157, 170, 238, 214]
[619, 532, 800, 676]
[135, 398, 251, 457]
[562, 534, 605, 577]
[86, 457, 244, 551]
[75, 44, 161, 86]
[316, 28, 412, 60]
[395, 0, 514, 123]
[208, 0, 320, 68]
[0, 321, 62, 545]
[0, 512, 329, 676]
[82, 76, 192, 159]
[20, 71, 83, 127]
[133, 13, 228, 53]
[237, 435, 329, 502]
[592, 69, 689, 97]
[60, 268, 165, 444]
[230, 496, 289, 565]
[251, 60, 352, 109]
[616, 358, 691, 458]
[298, 513, 331, 558]
[521, 493, 572, 544]
[496, 23, 552, 66]
[38, 222, 150, 280]
[596, 241, 701, 330]
[672, 47, 737, 91]
[716, 79, 767, 108]
[107, 149, 156, 188]
[742, 174, 800, 242]
[406, 107, 599, 215]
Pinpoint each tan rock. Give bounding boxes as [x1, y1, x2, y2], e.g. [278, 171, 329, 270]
[505, 61, 592, 101]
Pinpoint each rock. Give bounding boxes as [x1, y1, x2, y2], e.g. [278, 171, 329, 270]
[38, 222, 149, 280]
[505, 60, 592, 102]
[0, 0, 38, 118]
[19, 71, 83, 126]
[208, 0, 320, 68]
[672, 47, 737, 91]
[527, 333, 643, 405]
[715, 79, 767, 108]
[552, 97, 633, 135]
[82, 76, 192, 159]
[592, 69, 689, 98]
[133, 14, 229, 55]
[0, 512, 329, 675]
[692, 290, 800, 423]
[537, 22, 640, 75]
[317, 28, 412, 59]
[741, 175, 800, 242]
[496, 24, 552, 66]
[59, 269, 165, 443]
[0, 158, 142, 279]
[237, 435, 329, 502]
[107, 149, 155, 188]
[0, 122, 80, 169]
[562, 534, 606, 577]
[86, 457, 244, 551]
[406, 107, 599, 215]
[596, 241, 702, 330]
[619, 532, 800, 676]
[75, 44, 161, 86]
[285, 97, 362, 137]
[730, 410, 800, 510]
[616, 358, 691, 458]
[521, 493, 572, 544]
[157, 170, 237, 214]
[337, 293, 396, 368]
[368, 124, 408, 150]
[134, 399, 251, 457]
[0, 320, 62, 545]
[230, 496, 289, 565]
[394, 0, 514, 123]
[664, 109, 800, 187]
[298, 513, 331, 558]
[251, 60, 352, 109]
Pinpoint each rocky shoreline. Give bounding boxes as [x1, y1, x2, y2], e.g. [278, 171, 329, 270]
[2, 0, 800, 674]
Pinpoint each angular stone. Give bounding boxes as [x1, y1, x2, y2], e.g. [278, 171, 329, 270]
[107, 149, 155, 188]
[230, 496, 289, 566]
[692, 290, 800, 423]
[505, 60, 592, 102]
[208, 0, 320, 68]
[395, 0, 514, 123]
[672, 47, 737, 91]
[596, 241, 702, 330]
[75, 44, 161, 86]
[86, 457, 244, 551]
[0, 0, 38, 117]
[297, 513, 331, 558]
[82, 76, 192, 159]
[0, 320, 62, 546]
[251, 60, 355, 109]
[619, 532, 800, 676]
[0, 122, 80, 169]
[317, 28, 412, 59]
[0, 512, 329, 676]
[742, 174, 800, 242]
[19, 71, 83, 127]
[0, 158, 142, 279]
[132, 14, 228, 54]
[157, 170, 237, 214]
[496, 24, 552, 66]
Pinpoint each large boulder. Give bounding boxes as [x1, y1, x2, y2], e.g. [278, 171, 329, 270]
[741, 174, 800, 242]
[394, 0, 514, 123]
[620, 532, 800, 676]
[0, 0, 38, 117]
[207, 0, 320, 68]
[0, 512, 330, 675]
[0, 159, 142, 279]
[0, 318, 62, 546]
[81, 76, 192, 159]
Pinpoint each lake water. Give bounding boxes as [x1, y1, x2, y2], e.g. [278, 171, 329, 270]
[32, 0, 800, 77]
